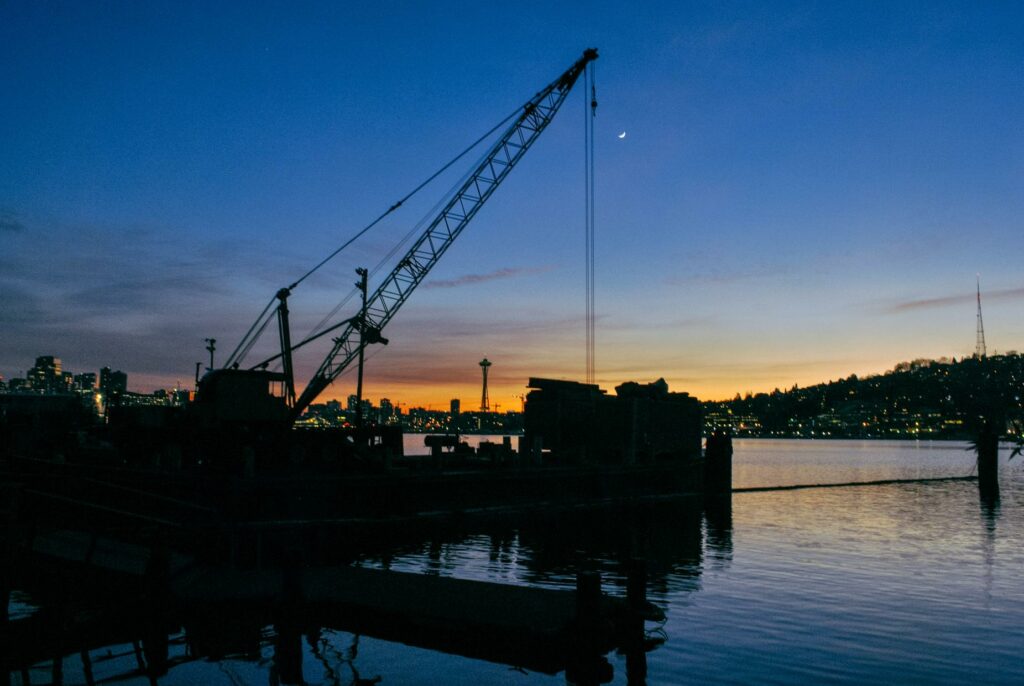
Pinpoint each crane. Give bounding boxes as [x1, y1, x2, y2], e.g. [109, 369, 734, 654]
[194, 49, 597, 430]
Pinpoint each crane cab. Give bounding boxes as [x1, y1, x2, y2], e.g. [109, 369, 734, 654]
[192, 368, 291, 428]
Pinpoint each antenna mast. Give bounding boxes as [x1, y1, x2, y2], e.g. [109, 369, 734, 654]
[975, 275, 987, 358]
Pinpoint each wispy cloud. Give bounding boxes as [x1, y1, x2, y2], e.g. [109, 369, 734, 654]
[887, 287, 1024, 313]
[664, 263, 797, 287]
[423, 266, 553, 289]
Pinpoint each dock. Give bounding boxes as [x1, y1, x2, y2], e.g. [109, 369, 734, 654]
[5, 527, 662, 680]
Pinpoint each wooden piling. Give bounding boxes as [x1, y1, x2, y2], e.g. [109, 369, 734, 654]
[623, 558, 649, 683]
[626, 559, 647, 610]
[51, 654, 63, 685]
[80, 650, 95, 686]
[976, 421, 999, 493]
[575, 570, 601, 627]
[273, 622, 304, 685]
[704, 429, 733, 494]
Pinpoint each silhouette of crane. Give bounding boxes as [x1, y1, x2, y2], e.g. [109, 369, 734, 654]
[195, 50, 599, 429]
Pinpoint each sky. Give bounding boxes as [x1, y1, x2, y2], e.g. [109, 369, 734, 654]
[2, 1, 1023, 409]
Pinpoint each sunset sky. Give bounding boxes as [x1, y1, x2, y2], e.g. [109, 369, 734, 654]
[2, 1, 1022, 409]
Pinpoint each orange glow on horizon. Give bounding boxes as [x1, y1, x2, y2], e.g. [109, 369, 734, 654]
[135, 354, 935, 408]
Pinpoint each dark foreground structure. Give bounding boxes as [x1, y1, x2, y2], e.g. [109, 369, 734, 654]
[525, 377, 702, 465]
[2, 492, 711, 685]
[1, 375, 710, 684]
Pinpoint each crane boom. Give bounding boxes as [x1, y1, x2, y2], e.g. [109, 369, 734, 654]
[290, 49, 598, 420]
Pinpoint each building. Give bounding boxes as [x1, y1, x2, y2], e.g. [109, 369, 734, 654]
[524, 377, 702, 464]
[73, 372, 97, 391]
[100, 367, 128, 395]
[450, 399, 460, 416]
[27, 356, 65, 393]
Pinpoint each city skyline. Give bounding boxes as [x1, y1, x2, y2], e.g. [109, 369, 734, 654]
[2, 2, 1022, 407]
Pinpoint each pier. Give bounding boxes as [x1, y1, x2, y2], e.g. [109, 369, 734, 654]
[5, 524, 660, 681]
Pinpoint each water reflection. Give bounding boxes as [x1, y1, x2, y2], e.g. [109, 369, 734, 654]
[979, 482, 1001, 611]
[703, 494, 733, 567]
[5, 497, 722, 685]
[13, 440, 1018, 684]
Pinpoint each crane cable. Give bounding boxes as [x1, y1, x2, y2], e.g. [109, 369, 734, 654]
[287, 105, 524, 292]
[227, 103, 525, 369]
[253, 105, 522, 371]
[585, 63, 597, 384]
[224, 295, 276, 369]
[301, 133, 497, 345]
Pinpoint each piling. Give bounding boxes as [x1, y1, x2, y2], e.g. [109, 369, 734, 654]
[575, 570, 602, 628]
[976, 421, 999, 494]
[624, 558, 648, 682]
[273, 622, 304, 685]
[704, 429, 733, 493]
[626, 558, 647, 609]
[275, 549, 305, 685]
[80, 651, 95, 686]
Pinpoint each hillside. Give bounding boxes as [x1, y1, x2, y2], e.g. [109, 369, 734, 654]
[704, 354, 1024, 439]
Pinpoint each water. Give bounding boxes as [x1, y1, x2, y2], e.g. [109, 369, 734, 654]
[9, 439, 1024, 684]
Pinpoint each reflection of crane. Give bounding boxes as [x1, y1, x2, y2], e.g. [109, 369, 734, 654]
[194, 50, 598, 429]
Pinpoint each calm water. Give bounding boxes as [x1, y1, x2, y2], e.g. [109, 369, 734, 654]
[10, 439, 1024, 684]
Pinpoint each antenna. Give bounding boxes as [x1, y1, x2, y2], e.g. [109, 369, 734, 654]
[976, 275, 987, 358]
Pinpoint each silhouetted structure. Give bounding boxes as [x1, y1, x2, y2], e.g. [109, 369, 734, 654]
[99, 366, 127, 395]
[975, 419, 999, 495]
[704, 429, 733, 494]
[479, 358, 492, 412]
[524, 377, 701, 464]
[976, 275, 987, 358]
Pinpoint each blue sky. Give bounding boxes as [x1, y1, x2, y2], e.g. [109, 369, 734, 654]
[2, 1, 1022, 407]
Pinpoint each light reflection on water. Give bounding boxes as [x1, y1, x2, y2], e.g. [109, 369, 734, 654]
[731, 437, 996, 488]
[355, 440, 1024, 684]
[11, 439, 1024, 684]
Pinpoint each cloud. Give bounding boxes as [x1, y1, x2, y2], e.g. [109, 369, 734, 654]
[0, 211, 25, 233]
[887, 287, 1024, 313]
[423, 266, 553, 289]
[664, 263, 797, 287]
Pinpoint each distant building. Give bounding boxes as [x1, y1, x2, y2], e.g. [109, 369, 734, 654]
[99, 367, 128, 395]
[74, 372, 97, 391]
[450, 398, 460, 416]
[380, 397, 394, 419]
[27, 356, 64, 393]
[171, 389, 192, 405]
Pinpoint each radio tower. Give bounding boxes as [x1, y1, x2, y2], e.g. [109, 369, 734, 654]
[479, 358, 492, 412]
[975, 275, 987, 358]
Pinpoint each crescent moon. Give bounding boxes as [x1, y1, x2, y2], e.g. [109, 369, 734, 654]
[618, 131, 627, 139]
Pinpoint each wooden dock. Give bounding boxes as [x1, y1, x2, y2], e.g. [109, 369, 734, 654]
[6, 528, 661, 679]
